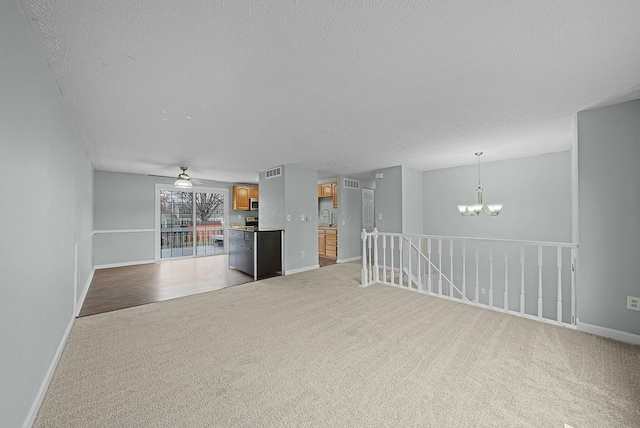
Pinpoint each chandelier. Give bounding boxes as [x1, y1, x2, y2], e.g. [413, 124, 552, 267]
[457, 152, 502, 216]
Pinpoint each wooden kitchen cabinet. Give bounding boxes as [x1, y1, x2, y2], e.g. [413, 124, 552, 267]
[318, 228, 337, 259]
[233, 185, 259, 211]
[318, 230, 326, 256]
[233, 185, 251, 211]
[325, 229, 337, 258]
[332, 182, 338, 208]
[318, 183, 333, 198]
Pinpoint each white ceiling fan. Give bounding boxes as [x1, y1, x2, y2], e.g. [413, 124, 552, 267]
[148, 166, 204, 187]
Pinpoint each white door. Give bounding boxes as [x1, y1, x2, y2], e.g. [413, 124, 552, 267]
[362, 188, 374, 232]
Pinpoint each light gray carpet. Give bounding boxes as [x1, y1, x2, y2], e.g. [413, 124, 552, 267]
[35, 262, 640, 427]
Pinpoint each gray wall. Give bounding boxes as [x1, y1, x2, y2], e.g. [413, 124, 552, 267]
[0, 1, 94, 426]
[284, 165, 319, 272]
[402, 167, 424, 235]
[374, 166, 403, 233]
[260, 164, 318, 272]
[577, 100, 640, 335]
[423, 152, 573, 242]
[336, 175, 367, 261]
[93, 170, 251, 266]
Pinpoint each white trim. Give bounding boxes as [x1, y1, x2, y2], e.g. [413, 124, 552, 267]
[22, 315, 74, 428]
[577, 321, 640, 345]
[285, 264, 319, 275]
[75, 268, 95, 316]
[94, 259, 156, 270]
[93, 229, 155, 234]
[337, 256, 362, 263]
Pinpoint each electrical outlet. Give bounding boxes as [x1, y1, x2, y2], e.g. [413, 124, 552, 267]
[238, 214, 241, 219]
[481, 288, 486, 295]
[286, 215, 291, 221]
[378, 213, 383, 220]
[301, 214, 305, 221]
[342, 220, 345, 225]
[627, 296, 640, 311]
[301, 251, 305, 258]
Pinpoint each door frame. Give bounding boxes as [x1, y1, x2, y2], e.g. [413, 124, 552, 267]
[154, 184, 230, 261]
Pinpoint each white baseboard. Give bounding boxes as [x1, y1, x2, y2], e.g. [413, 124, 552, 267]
[577, 321, 640, 345]
[285, 264, 319, 275]
[337, 256, 362, 263]
[94, 259, 156, 270]
[75, 268, 95, 316]
[23, 315, 75, 428]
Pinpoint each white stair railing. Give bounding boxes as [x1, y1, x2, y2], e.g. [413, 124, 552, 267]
[361, 229, 578, 328]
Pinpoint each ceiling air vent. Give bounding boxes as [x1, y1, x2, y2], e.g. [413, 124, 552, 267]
[343, 178, 360, 189]
[265, 166, 282, 179]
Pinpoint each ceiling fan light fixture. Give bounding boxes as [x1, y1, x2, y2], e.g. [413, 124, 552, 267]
[173, 166, 193, 188]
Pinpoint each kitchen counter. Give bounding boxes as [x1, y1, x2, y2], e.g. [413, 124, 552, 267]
[228, 229, 283, 280]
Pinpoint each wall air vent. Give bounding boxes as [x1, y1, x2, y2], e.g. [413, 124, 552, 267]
[265, 166, 282, 179]
[343, 178, 360, 189]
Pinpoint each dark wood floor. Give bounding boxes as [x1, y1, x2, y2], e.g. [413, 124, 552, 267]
[79, 254, 338, 317]
[319, 257, 337, 267]
[78, 255, 254, 317]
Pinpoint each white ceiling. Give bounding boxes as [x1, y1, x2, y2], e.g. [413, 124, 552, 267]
[21, 0, 640, 183]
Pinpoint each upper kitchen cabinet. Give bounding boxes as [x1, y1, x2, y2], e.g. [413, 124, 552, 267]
[318, 183, 333, 198]
[233, 185, 258, 211]
[317, 182, 338, 208]
[332, 182, 338, 209]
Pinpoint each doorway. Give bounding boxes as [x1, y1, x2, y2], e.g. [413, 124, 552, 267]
[155, 185, 229, 260]
[362, 188, 374, 232]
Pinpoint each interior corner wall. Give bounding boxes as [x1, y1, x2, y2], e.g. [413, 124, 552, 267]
[401, 167, 424, 235]
[282, 165, 318, 273]
[577, 99, 640, 336]
[423, 152, 572, 242]
[336, 175, 365, 260]
[0, 1, 94, 426]
[374, 166, 403, 233]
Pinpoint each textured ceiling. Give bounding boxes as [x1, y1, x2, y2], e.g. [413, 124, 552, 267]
[20, 0, 640, 183]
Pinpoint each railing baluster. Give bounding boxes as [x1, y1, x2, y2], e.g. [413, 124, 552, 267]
[520, 245, 525, 315]
[373, 228, 379, 283]
[449, 239, 454, 299]
[427, 238, 432, 294]
[390, 236, 395, 286]
[399, 237, 404, 287]
[382, 234, 387, 284]
[438, 239, 443, 296]
[408, 237, 413, 289]
[361, 229, 367, 286]
[489, 245, 494, 308]
[571, 248, 576, 325]
[556, 246, 562, 323]
[474, 244, 479, 305]
[367, 232, 373, 284]
[537, 245, 543, 319]
[462, 242, 467, 301]
[417, 237, 423, 292]
[504, 247, 509, 312]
